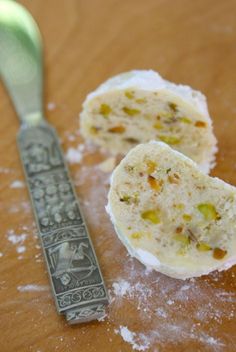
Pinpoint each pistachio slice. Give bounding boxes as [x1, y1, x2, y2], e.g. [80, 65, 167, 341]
[90, 126, 100, 135]
[153, 122, 163, 130]
[135, 98, 146, 104]
[159, 135, 181, 145]
[125, 90, 135, 99]
[197, 203, 219, 221]
[168, 102, 178, 112]
[175, 203, 185, 210]
[99, 103, 111, 117]
[180, 117, 191, 124]
[173, 234, 190, 245]
[141, 209, 160, 224]
[183, 214, 192, 222]
[131, 232, 142, 239]
[196, 242, 212, 251]
[120, 192, 139, 204]
[119, 195, 131, 203]
[146, 160, 157, 174]
[122, 107, 140, 116]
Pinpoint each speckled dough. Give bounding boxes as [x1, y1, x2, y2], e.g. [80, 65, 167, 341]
[80, 70, 217, 173]
[107, 142, 236, 280]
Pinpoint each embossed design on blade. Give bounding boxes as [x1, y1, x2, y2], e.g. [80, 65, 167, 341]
[17, 124, 108, 322]
[66, 303, 107, 324]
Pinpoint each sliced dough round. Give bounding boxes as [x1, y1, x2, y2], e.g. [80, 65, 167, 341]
[80, 70, 217, 173]
[107, 141, 236, 280]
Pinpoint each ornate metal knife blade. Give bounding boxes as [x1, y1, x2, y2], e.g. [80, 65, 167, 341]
[0, 1, 109, 324]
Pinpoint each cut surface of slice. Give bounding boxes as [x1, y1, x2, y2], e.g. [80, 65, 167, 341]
[107, 142, 236, 279]
[80, 70, 217, 173]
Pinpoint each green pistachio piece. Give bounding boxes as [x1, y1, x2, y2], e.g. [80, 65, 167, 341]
[197, 203, 219, 221]
[180, 117, 191, 124]
[159, 135, 181, 145]
[99, 103, 111, 117]
[123, 107, 140, 116]
[173, 234, 190, 245]
[125, 90, 135, 99]
[131, 232, 142, 239]
[196, 242, 212, 251]
[141, 209, 160, 224]
[168, 102, 178, 112]
[136, 98, 146, 104]
[183, 214, 192, 222]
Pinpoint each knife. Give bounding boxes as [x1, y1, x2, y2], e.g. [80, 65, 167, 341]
[0, 0, 109, 324]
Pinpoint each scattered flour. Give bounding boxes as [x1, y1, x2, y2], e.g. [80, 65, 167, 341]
[17, 284, 49, 292]
[167, 299, 174, 305]
[66, 145, 85, 164]
[16, 245, 26, 254]
[115, 326, 150, 351]
[112, 279, 131, 297]
[47, 102, 56, 111]
[9, 201, 31, 213]
[111, 279, 152, 301]
[0, 252, 3, 257]
[10, 180, 25, 188]
[155, 307, 167, 318]
[7, 230, 27, 255]
[7, 230, 27, 244]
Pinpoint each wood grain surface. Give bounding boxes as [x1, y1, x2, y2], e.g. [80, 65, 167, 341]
[0, 1, 236, 351]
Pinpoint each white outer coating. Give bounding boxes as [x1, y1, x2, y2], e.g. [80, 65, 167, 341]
[106, 141, 236, 280]
[82, 70, 217, 173]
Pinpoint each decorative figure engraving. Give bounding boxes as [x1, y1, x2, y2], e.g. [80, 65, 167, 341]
[19, 125, 62, 175]
[30, 172, 82, 232]
[45, 237, 102, 296]
[48, 241, 97, 286]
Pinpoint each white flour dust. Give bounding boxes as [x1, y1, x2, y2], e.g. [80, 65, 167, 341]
[47, 102, 56, 111]
[66, 144, 85, 164]
[112, 279, 131, 297]
[115, 326, 150, 351]
[7, 230, 27, 245]
[7, 229, 28, 256]
[16, 246, 26, 254]
[10, 180, 25, 188]
[8, 201, 31, 214]
[17, 284, 49, 292]
[109, 268, 234, 351]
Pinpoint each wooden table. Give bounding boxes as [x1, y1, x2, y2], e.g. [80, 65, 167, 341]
[0, 1, 236, 351]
